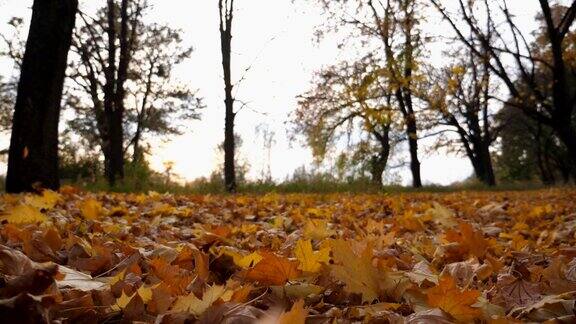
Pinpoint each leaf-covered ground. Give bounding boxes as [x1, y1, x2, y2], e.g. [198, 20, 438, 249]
[0, 188, 575, 323]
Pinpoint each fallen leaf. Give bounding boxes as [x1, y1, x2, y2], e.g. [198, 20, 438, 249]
[245, 252, 300, 285]
[426, 276, 481, 321]
[329, 239, 383, 303]
[303, 219, 334, 240]
[1, 205, 47, 224]
[278, 299, 307, 324]
[294, 239, 330, 272]
[172, 285, 230, 316]
[80, 199, 102, 220]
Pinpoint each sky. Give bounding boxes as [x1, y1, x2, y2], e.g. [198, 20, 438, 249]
[0, 0, 547, 185]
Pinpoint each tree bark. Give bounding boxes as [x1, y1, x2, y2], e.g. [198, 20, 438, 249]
[370, 131, 391, 188]
[101, 0, 137, 187]
[405, 114, 422, 188]
[6, 0, 78, 193]
[431, 0, 576, 174]
[476, 141, 496, 186]
[555, 122, 576, 175]
[219, 0, 237, 193]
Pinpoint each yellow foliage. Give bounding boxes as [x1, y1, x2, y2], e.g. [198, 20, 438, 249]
[294, 239, 330, 272]
[329, 239, 382, 303]
[1, 204, 48, 224]
[172, 285, 231, 315]
[80, 198, 103, 220]
[303, 219, 335, 240]
[279, 299, 308, 324]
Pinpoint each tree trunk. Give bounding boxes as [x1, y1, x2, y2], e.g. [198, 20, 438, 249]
[132, 127, 143, 164]
[405, 116, 422, 188]
[220, 0, 236, 193]
[370, 139, 390, 188]
[555, 122, 576, 176]
[108, 111, 125, 185]
[101, 0, 135, 187]
[476, 142, 496, 186]
[6, 0, 78, 193]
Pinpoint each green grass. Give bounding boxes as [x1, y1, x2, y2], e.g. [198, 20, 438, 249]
[66, 175, 561, 195]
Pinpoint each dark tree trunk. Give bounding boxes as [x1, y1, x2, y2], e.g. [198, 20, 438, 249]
[475, 142, 496, 186]
[405, 116, 422, 188]
[370, 132, 391, 188]
[101, 0, 135, 187]
[132, 116, 144, 164]
[103, 0, 118, 186]
[431, 0, 576, 180]
[453, 116, 496, 187]
[219, 0, 236, 193]
[555, 122, 576, 176]
[6, 0, 78, 193]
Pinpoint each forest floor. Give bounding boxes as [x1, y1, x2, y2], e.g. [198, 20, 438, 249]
[0, 188, 575, 323]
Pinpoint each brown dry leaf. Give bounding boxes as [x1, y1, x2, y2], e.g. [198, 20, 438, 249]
[147, 283, 174, 315]
[406, 260, 438, 287]
[496, 274, 542, 309]
[197, 303, 264, 324]
[149, 257, 195, 295]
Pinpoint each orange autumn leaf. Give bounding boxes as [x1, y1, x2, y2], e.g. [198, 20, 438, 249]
[245, 252, 300, 285]
[426, 276, 482, 321]
[149, 257, 195, 295]
[445, 222, 489, 258]
[173, 245, 210, 280]
[230, 284, 253, 303]
[279, 299, 308, 324]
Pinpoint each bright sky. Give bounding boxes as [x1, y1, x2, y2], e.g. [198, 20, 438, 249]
[0, 0, 548, 185]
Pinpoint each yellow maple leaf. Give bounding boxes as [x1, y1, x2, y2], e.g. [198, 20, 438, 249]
[294, 239, 330, 272]
[424, 202, 457, 228]
[221, 247, 263, 268]
[108, 269, 126, 286]
[329, 239, 382, 303]
[80, 198, 102, 220]
[172, 285, 230, 315]
[137, 283, 160, 304]
[24, 190, 61, 210]
[279, 299, 308, 324]
[1, 204, 48, 224]
[426, 276, 481, 321]
[303, 219, 335, 240]
[112, 291, 135, 311]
